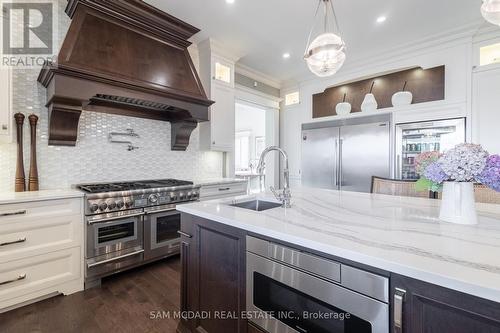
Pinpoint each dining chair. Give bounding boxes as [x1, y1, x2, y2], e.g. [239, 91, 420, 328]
[371, 176, 432, 198]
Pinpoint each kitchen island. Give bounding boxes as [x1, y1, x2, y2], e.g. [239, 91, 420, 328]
[176, 187, 500, 333]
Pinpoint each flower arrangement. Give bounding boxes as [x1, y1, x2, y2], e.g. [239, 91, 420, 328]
[414, 151, 443, 192]
[478, 155, 500, 192]
[416, 143, 500, 192]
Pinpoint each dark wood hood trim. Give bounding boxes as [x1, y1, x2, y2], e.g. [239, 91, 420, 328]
[171, 120, 198, 151]
[37, 0, 213, 151]
[47, 98, 82, 146]
[65, 0, 199, 45]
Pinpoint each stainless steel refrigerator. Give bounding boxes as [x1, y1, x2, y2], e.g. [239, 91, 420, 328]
[395, 118, 466, 180]
[301, 114, 391, 193]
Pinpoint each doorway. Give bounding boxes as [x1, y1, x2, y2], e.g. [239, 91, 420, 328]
[235, 101, 278, 193]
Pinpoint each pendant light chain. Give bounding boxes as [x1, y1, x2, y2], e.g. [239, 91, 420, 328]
[329, 0, 343, 40]
[303, 0, 323, 58]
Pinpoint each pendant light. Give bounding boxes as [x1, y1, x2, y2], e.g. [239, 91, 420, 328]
[304, 0, 346, 77]
[481, 0, 500, 26]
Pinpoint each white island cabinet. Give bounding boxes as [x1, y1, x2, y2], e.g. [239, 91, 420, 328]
[0, 191, 84, 312]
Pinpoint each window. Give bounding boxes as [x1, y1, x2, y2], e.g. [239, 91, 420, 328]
[285, 91, 300, 106]
[480, 43, 500, 66]
[215, 62, 231, 83]
[235, 131, 250, 171]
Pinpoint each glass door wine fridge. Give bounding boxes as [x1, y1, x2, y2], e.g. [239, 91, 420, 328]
[396, 118, 466, 180]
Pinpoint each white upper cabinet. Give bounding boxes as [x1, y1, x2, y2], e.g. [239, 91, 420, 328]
[0, 68, 13, 144]
[198, 39, 238, 152]
[472, 66, 500, 154]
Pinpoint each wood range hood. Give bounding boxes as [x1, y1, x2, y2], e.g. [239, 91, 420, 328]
[38, 0, 214, 151]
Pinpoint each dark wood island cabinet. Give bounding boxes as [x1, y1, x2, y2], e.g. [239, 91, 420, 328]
[178, 213, 247, 333]
[178, 213, 500, 333]
[391, 274, 500, 333]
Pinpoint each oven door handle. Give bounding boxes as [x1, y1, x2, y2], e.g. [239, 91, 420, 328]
[144, 208, 177, 215]
[87, 249, 144, 268]
[87, 212, 144, 225]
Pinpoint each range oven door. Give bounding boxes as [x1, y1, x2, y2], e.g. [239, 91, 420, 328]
[247, 252, 389, 333]
[144, 205, 181, 261]
[87, 210, 144, 260]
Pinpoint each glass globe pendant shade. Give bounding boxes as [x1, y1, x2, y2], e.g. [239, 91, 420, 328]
[481, 0, 500, 26]
[304, 33, 346, 77]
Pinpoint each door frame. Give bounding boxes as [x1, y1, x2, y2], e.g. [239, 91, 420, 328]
[235, 86, 281, 189]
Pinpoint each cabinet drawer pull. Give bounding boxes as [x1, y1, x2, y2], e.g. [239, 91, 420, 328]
[394, 288, 406, 333]
[177, 231, 192, 238]
[0, 274, 27, 286]
[218, 187, 231, 191]
[0, 210, 27, 218]
[0, 237, 27, 247]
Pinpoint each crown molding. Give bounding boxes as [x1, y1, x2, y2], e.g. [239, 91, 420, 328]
[197, 38, 242, 63]
[235, 63, 282, 89]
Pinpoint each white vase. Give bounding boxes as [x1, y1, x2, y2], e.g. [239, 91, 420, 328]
[391, 91, 413, 107]
[335, 102, 351, 116]
[361, 93, 378, 112]
[439, 182, 478, 225]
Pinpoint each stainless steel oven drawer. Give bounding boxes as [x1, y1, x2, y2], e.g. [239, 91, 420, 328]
[86, 247, 144, 279]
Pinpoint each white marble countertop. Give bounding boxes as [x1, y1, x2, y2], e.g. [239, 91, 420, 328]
[194, 178, 248, 186]
[177, 186, 500, 303]
[0, 189, 84, 205]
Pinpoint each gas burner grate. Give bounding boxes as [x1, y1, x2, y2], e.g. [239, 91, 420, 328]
[77, 179, 194, 194]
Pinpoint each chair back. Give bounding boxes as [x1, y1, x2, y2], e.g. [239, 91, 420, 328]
[473, 184, 500, 204]
[371, 176, 432, 198]
[432, 184, 500, 204]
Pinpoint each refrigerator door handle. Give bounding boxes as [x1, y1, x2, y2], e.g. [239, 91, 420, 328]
[335, 139, 339, 188]
[339, 138, 343, 189]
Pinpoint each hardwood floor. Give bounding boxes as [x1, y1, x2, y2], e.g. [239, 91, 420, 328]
[0, 256, 182, 333]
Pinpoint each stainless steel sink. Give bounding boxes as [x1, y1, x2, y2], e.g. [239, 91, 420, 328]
[230, 199, 282, 211]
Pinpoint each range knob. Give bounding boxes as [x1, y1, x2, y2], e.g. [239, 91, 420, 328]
[192, 191, 199, 199]
[89, 203, 99, 213]
[116, 200, 124, 209]
[170, 193, 177, 201]
[107, 200, 117, 210]
[179, 192, 185, 200]
[125, 200, 133, 208]
[99, 202, 108, 211]
[148, 194, 159, 203]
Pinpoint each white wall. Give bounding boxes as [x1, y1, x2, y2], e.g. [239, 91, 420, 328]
[280, 38, 476, 186]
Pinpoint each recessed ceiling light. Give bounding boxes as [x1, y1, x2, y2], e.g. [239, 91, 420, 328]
[283, 53, 291, 59]
[226, 0, 235, 3]
[376, 16, 387, 23]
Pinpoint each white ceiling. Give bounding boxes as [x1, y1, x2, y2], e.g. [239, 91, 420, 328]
[145, 0, 483, 84]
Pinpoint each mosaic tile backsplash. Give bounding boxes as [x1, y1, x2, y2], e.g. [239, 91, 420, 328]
[0, 1, 223, 191]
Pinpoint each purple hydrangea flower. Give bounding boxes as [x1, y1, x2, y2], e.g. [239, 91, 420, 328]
[424, 162, 448, 183]
[478, 155, 500, 192]
[438, 144, 489, 182]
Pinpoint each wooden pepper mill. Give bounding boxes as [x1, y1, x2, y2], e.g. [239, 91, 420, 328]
[14, 113, 26, 192]
[28, 114, 39, 191]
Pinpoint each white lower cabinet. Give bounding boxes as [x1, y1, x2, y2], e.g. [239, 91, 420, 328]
[199, 181, 248, 201]
[0, 197, 84, 312]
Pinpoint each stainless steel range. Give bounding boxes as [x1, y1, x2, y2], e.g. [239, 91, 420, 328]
[76, 179, 200, 288]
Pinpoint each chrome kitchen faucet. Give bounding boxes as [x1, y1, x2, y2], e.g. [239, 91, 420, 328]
[256, 146, 292, 208]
